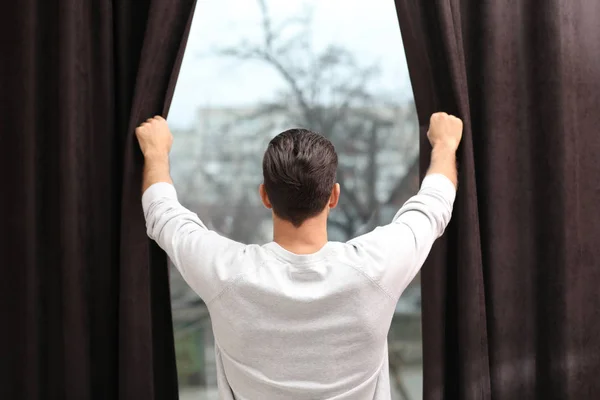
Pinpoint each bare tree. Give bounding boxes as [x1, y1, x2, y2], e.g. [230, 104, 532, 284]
[209, 0, 418, 239]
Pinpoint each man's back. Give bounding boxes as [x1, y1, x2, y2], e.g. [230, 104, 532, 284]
[142, 174, 456, 399]
[210, 241, 396, 399]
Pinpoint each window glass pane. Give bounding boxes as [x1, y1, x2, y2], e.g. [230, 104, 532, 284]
[169, 1, 420, 399]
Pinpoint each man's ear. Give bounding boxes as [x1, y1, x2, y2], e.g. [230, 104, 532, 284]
[259, 184, 272, 209]
[329, 183, 340, 209]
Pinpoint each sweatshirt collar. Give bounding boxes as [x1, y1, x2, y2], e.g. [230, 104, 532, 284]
[263, 242, 335, 264]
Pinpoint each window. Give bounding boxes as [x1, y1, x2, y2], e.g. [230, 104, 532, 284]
[169, 1, 420, 399]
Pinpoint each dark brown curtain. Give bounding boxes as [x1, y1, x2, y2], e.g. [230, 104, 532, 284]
[395, 1, 600, 399]
[0, 1, 196, 399]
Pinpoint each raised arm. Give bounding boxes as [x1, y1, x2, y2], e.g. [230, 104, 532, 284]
[347, 112, 462, 299]
[135, 117, 246, 303]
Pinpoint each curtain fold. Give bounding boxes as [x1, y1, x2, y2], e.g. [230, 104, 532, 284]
[395, 1, 600, 399]
[0, 1, 196, 399]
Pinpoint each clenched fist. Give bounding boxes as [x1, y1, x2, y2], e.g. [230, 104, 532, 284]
[427, 112, 463, 152]
[135, 116, 173, 158]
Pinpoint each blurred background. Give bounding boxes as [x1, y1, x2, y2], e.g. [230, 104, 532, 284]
[168, 0, 421, 398]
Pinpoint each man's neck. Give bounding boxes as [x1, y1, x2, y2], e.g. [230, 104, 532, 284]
[272, 213, 328, 255]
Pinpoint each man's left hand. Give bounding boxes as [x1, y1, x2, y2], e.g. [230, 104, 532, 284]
[135, 116, 173, 159]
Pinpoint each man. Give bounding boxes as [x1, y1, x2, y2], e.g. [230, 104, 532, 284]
[136, 112, 462, 400]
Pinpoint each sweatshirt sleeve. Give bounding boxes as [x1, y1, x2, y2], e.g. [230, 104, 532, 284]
[347, 174, 456, 299]
[142, 182, 247, 303]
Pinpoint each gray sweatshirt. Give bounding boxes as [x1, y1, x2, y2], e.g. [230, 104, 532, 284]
[143, 174, 455, 399]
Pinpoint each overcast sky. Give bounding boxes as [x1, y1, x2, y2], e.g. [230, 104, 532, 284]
[169, 0, 414, 128]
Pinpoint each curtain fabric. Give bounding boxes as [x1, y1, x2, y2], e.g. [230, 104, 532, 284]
[395, 1, 600, 399]
[0, 1, 196, 399]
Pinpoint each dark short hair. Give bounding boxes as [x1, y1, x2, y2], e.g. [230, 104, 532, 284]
[262, 129, 338, 227]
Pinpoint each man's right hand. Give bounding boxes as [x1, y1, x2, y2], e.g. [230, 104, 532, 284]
[425, 112, 462, 189]
[427, 112, 463, 151]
